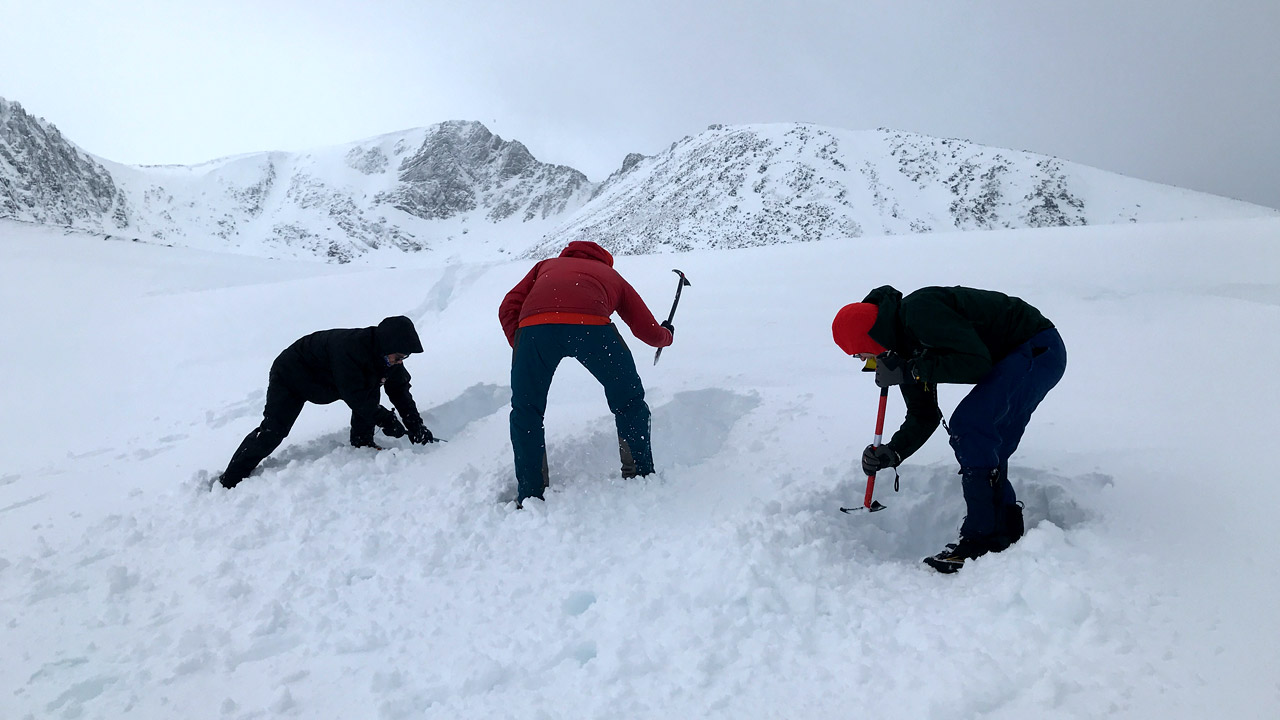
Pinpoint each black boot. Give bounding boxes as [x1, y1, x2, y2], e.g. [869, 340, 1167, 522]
[925, 503, 1025, 573]
[618, 439, 653, 479]
[993, 502, 1025, 551]
[923, 536, 997, 574]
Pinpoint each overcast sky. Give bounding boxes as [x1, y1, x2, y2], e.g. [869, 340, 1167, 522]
[2, 0, 1277, 208]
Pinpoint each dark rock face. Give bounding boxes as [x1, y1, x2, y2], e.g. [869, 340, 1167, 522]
[378, 120, 591, 223]
[0, 98, 128, 229]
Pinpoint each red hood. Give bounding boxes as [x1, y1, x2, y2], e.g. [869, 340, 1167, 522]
[558, 240, 614, 267]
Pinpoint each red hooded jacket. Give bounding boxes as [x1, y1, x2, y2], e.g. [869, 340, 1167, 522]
[499, 241, 674, 349]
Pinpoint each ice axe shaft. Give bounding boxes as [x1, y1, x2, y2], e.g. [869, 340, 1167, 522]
[841, 361, 890, 513]
[861, 386, 890, 511]
[653, 269, 691, 365]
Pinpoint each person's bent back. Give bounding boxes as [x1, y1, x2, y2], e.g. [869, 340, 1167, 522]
[499, 241, 673, 507]
[499, 241, 673, 349]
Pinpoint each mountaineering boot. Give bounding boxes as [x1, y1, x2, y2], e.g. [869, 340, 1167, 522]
[514, 454, 550, 510]
[1007, 502, 1025, 538]
[923, 536, 995, 574]
[618, 438, 653, 479]
[924, 504, 1025, 573]
[988, 502, 1025, 552]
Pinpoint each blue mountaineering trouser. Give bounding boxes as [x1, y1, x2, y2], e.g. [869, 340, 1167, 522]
[947, 327, 1067, 539]
[509, 323, 654, 503]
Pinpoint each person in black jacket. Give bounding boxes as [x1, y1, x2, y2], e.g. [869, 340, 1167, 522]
[217, 316, 436, 489]
[832, 286, 1067, 573]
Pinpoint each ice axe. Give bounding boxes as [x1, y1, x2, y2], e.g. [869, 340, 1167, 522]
[841, 357, 890, 513]
[653, 269, 690, 365]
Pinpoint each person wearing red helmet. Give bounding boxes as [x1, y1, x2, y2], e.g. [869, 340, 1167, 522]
[832, 285, 1066, 573]
[499, 241, 674, 508]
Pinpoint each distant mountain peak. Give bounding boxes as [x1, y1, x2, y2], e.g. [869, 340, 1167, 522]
[0, 97, 129, 229]
[526, 122, 1275, 258]
[1, 100, 1275, 264]
[380, 119, 583, 223]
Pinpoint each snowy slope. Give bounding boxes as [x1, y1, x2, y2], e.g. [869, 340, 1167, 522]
[1, 217, 1278, 719]
[531, 124, 1278, 256]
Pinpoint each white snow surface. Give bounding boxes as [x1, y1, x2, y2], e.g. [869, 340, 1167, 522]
[2, 217, 1278, 719]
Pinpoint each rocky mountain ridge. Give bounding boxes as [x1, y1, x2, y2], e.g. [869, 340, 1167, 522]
[527, 123, 1276, 257]
[2, 96, 1274, 263]
[0, 99, 130, 230]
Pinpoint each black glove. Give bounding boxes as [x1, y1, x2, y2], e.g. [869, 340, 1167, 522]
[375, 407, 407, 438]
[406, 422, 435, 445]
[660, 320, 675, 339]
[862, 444, 900, 476]
[874, 352, 914, 388]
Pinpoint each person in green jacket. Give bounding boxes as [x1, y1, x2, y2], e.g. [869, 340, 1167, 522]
[832, 286, 1067, 573]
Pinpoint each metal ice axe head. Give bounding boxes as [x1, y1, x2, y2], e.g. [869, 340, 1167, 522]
[664, 269, 691, 323]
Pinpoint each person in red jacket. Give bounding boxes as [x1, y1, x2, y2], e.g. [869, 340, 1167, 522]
[499, 240, 674, 507]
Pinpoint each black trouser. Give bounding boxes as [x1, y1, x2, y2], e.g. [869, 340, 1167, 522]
[221, 368, 306, 487]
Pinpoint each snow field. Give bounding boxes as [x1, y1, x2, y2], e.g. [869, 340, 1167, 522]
[2, 217, 1279, 718]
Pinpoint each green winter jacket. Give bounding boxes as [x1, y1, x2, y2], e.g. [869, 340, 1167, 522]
[863, 285, 1055, 460]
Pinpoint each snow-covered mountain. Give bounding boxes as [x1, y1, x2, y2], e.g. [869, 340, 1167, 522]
[2, 96, 1276, 263]
[529, 123, 1277, 256]
[100, 119, 595, 263]
[0, 98, 131, 229]
[1, 97, 593, 263]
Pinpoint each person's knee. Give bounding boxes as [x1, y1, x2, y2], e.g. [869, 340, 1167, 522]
[608, 387, 647, 416]
[255, 418, 289, 448]
[509, 402, 546, 430]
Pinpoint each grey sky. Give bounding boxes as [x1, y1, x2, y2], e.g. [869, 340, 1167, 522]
[2, 0, 1277, 208]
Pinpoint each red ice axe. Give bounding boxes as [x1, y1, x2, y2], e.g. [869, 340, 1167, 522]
[841, 359, 890, 513]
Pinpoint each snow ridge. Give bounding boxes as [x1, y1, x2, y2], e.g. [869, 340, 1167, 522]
[2, 97, 1276, 265]
[527, 124, 1275, 257]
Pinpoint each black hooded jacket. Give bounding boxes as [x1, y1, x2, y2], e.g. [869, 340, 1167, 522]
[270, 316, 426, 431]
[862, 285, 1055, 460]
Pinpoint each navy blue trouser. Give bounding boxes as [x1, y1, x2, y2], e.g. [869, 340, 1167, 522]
[948, 327, 1067, 538]
[509, 324, 654, 502]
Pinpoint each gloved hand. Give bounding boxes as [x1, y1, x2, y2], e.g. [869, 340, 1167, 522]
[375, 407, 407, 438]
[406, 422, 436, 445]
[874, 352, 914, 388]
[861, 444, 900, 476]
[660, 320, 675, 339]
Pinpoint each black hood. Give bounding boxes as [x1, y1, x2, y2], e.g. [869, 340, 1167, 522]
[374, 316, 424, 355]
[861, 285, 904, 352]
